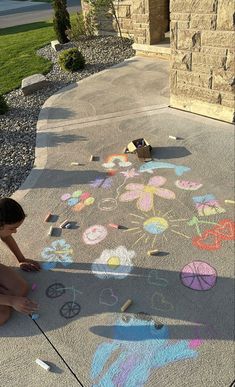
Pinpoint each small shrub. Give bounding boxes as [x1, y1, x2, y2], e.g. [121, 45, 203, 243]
[59, 48, 85, 72]
[0, 95, 8, 115]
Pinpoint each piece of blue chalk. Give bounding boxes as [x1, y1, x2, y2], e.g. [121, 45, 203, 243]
[31, 313, 40, 320]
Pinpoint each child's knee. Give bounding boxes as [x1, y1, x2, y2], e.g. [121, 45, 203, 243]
[15, 279, 29, 297]
[0, 306, 11, 326]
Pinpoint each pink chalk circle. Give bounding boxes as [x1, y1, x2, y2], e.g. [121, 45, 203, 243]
[71, 190, 82, 198]
[180, 261, 217, 291]
[80, 192, 91, 201]
[61, 193, 71, 201]
[83, 225, 107, 245]
[84, 197, 95, 206]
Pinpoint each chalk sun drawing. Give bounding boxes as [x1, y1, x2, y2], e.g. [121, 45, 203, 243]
[83, 225, 108, 245]
[90, 313, 200, 387]
[192, 194, 226, 217]
[175, 180, 203, 191]
[99, 288, 118, 306]
[41, 239, 73, 270]
[92, 246, 135, 279]
[139, 161, 191, 176]
[102, 154, 132, 169]
[119, 176, 175, 212]
[125, 208, 190, 249]
[180, 261, 217, 291]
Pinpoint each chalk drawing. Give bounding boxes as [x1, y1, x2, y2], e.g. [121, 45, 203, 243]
[180, 261, 217, 291]
[83, 225, 108, 245]
[192, 194, 226, 217]
[192, 219, 235, 251]
[92, 246, 135, 279]
[151, 291, 174, 311]
[61, 190, 95, 213]
[139, 161, 191, 176]
[102, 154, 132, 169]
[99, 288, 118, 306]
[46, 283, 82, 319]
[90, 314, 199, 387]
[187, 216, 218, 236]
[119, 176, 175, 212]
[148, 270, 168, 287]
[124, 209, 190, 249]
[175, 180, 203, 191]
[89, 177, 113, 189]
[120, 168, 140, 178]
[41, 239, 73, 270]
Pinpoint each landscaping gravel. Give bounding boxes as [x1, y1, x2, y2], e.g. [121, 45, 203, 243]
[0, 36, 135, 198]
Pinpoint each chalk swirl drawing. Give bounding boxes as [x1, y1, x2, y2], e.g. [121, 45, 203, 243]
[192, 194, 225, 217]
[46, 283, 82, 319]
[99, 288, 118, 306]
[90, 314, 200, 387]
[175, 180, 203, 191]
[41, 239, 73, 270]
[102, 154, 132, 169]
[119, 176, 175, 212]
[83, 225, 108, 245]
[61, 190, 95, 212]
[192, 219, 235, 251]
[139, 161, 191, 176]
[180, 261, 217, 291]
[148, 270, 168, 287]
[151, 291, 174, 311]
[89, 177, 113, 189]
[98, 168, 139, 211]
[92, 246, 135, 279]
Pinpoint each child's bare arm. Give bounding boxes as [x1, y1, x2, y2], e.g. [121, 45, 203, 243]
[0, 294, 38, 314]
[1, 235, 40, 271]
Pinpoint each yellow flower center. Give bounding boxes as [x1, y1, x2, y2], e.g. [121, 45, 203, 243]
[144, 186, 157, 194]
[107, 256, 120, 269]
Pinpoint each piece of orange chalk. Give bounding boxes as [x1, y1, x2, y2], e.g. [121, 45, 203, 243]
[147, 249, 159, 256]
[109, 223, 119, 229]
[121, 299, 132, 312]
[44, 213, 52, 222]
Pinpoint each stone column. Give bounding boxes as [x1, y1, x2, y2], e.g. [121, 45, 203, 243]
[170, 0, 235, 123]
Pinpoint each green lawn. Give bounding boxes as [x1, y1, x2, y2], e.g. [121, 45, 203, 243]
[0, 21, 56, 95]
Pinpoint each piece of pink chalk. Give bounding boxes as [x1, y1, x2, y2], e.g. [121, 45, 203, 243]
[189, 339, 203, 348]
[32, 283, 37, 291]
[108, 223, 119, 229]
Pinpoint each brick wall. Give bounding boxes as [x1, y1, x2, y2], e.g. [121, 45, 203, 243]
[170, 0, 235, 123]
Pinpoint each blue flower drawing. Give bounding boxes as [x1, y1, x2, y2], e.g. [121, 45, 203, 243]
[41, 239, 73, 270]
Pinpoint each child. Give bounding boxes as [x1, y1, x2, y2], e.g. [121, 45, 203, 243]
[0, 197, 39, 325]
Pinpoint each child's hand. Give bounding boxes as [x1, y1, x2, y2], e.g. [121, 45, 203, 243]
[19, 259, 40, 272]
[11, 296, 38, 314]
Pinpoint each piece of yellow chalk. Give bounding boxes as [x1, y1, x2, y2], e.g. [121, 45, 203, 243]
[121, 299, 132, 312]
[147, 250, 159, 256]
[71, 162, 79, 166]
[225, 200, 235, 204]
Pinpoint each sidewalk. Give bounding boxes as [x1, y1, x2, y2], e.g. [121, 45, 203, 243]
[1, 57, 234, 387]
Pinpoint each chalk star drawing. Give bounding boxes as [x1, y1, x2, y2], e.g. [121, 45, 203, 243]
[90, 313, 200, 387]
[119, 176, 175, 212]
[41, 239, 73, 270]
[46, 283, 83, 319]
[92, 246, 135, 279]
[192, 194, 225, 217]
[175, 180, 203, 191]
[139, 161, 191, 176]
[102, 154, 132, 169]
[180, 261, 217, 291]
[124, 208, 190, 249]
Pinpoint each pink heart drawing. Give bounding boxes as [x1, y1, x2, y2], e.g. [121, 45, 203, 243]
[99, 288, 118, 306]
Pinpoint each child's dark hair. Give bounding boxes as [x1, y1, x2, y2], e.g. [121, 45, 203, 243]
[0, 198, 25, 227]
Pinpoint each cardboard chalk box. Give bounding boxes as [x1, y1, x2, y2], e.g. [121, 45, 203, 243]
[127, 138, 152, 159]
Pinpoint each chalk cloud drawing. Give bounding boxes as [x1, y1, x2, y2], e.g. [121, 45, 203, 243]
[192, 194, 225, 217]
[90, 313, 200, 387]
[119, 176, 175, 212]
[102, 154, 132, 169]
[46, 283, 82, 319]
[180, 261, 217, 291]
[192, 219, 235, 251]
[175, 180, 203, 191]
[92, 246, 135, 279]
[61, 190, 95, 212]
[139, 161, 191, 176]
[41, 239, 73, 270]
[99, 288, 118, 306]
[83, 225, 108, 245]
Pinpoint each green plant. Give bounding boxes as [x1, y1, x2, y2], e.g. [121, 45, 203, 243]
[59, 48, 85, 72]
[66, 12, 86, 41]
[0, 95, 8, 115]
[52, 0, 71, 44]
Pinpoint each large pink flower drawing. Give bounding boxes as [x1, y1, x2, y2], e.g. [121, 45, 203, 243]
[119, 176, 175, 212]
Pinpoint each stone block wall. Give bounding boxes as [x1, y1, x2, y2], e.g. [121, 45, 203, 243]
[170, 0, 235, 123]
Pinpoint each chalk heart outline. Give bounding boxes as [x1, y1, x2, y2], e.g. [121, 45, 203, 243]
[151, 292, 174, 311]
[213, 219, 235, 240]
[148, 270, 168, 288]
[99, 288, 118, 306]
[193, 229, 221, 250]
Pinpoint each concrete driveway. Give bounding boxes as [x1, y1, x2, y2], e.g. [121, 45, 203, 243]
[1, 57, 234, 387]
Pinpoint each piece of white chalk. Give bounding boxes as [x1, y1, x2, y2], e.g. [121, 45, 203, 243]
[60, 219, 69, 228]
[48, 226, 53, 236]
[71, 162, 79, 166]
[169, 135, 177, 140]
[35, 358, 50, 371]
